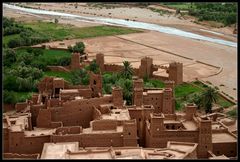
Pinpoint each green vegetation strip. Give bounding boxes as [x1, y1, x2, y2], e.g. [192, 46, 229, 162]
[23, 22, 143, 40]
[43, 71, 72, 82]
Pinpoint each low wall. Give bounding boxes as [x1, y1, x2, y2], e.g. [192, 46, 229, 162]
[4, 104, 15, 112]
[3, 153, 40, 159]
[47, 66, 70, 72]
[104, 64, 139, 75]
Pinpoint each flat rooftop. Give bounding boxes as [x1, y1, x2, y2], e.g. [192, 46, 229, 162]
[167, 141, 197, 153]
[82, 126, 123, 134]
[41, 142, 79, 159]
[212, 132, 237, 143]
[181, 121, 198, 130]
[101, 109, 130, 121]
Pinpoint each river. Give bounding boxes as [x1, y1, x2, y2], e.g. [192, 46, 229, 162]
[3, 3, 237, 48]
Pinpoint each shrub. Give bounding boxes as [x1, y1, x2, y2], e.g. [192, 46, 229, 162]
[68, 42, 85, 54]
[3, 48, 17, 67]
[3, 90, 17, 104]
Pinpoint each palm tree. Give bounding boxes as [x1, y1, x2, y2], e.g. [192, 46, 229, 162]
[121, 61, 134, 79]
[201, 87, 218, 113]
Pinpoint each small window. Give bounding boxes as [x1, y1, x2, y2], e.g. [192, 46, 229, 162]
[16, 143, 18, 146]
[230, 150, 234, 153]
[128, 132, 131, 136]
[205, 146, 207, 149]
[139, 118, 141, 122]
[94, 80, 97, 85]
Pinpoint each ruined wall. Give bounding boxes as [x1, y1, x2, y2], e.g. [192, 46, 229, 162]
[89, 72, 103, 97]
[212, 142, 237, 157]
[15, 102, 28, 112]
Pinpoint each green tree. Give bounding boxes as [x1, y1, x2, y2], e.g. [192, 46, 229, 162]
[120, 61, 134, 79]
[70, 69, 89, 85]
[68, 42, 85, 54]
[3, 48, 17, 67]
[3, 90, 17, 104]
[201, 87, 218, 113]
[88, 59, 100, 74]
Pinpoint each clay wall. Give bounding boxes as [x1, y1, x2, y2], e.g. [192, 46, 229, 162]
[8, 131, 50, 154]
[51, 132, 123, 147]
[47, 98, 61, 107]
[151, 75, 169, 81]
[145, 129, 199, 148]
[30, 104, 45, 127]
[104, 64, 139, 75]
[90, 72, 103, 97]
[47, 66, 70, 72]
[112, 87, 123, 107]
[128, 106, 154, 146]
[51, 100, 94, 128]
[168, 62, 183, 85]
[91, 120, 117, 130]
[123, 120, 138, 147]
[4, 104, 15, 112]
[71, 53, 81, 70]
[212, 142, 237, 157]
[15, 102, 28, 112]
[37, 109, 52, 128]
[3, 128, 9, 153]
[89, 96, 113, 108]
[143, 92, 163, 113]
[56, 126, 82, 135]
[96, 53, 105, 72]
[31, 95, 39, 105]
[3, 153, 40, 159]
[162, 88, 174, 114]
[185, 104, 197, 120]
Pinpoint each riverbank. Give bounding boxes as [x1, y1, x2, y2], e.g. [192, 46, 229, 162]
[7, 2, 237, 43]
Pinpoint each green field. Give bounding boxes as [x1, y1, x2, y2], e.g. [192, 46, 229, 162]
[43, 71, 72, 82]
[23, 22, 142, 40]
[15, 48, 72, 66]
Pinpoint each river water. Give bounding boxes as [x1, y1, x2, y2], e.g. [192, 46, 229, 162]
[3, 3, 237, 48]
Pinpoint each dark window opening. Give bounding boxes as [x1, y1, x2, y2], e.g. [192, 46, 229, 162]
[139, 118, 141, 122]
[128, 132, 131, 136]
[16, 143, 18, 146]
[172, 125, 175, 129]
[94, 80, 97, 85]
[166, 125, 169, 129]
[55, 88, 60, 97]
